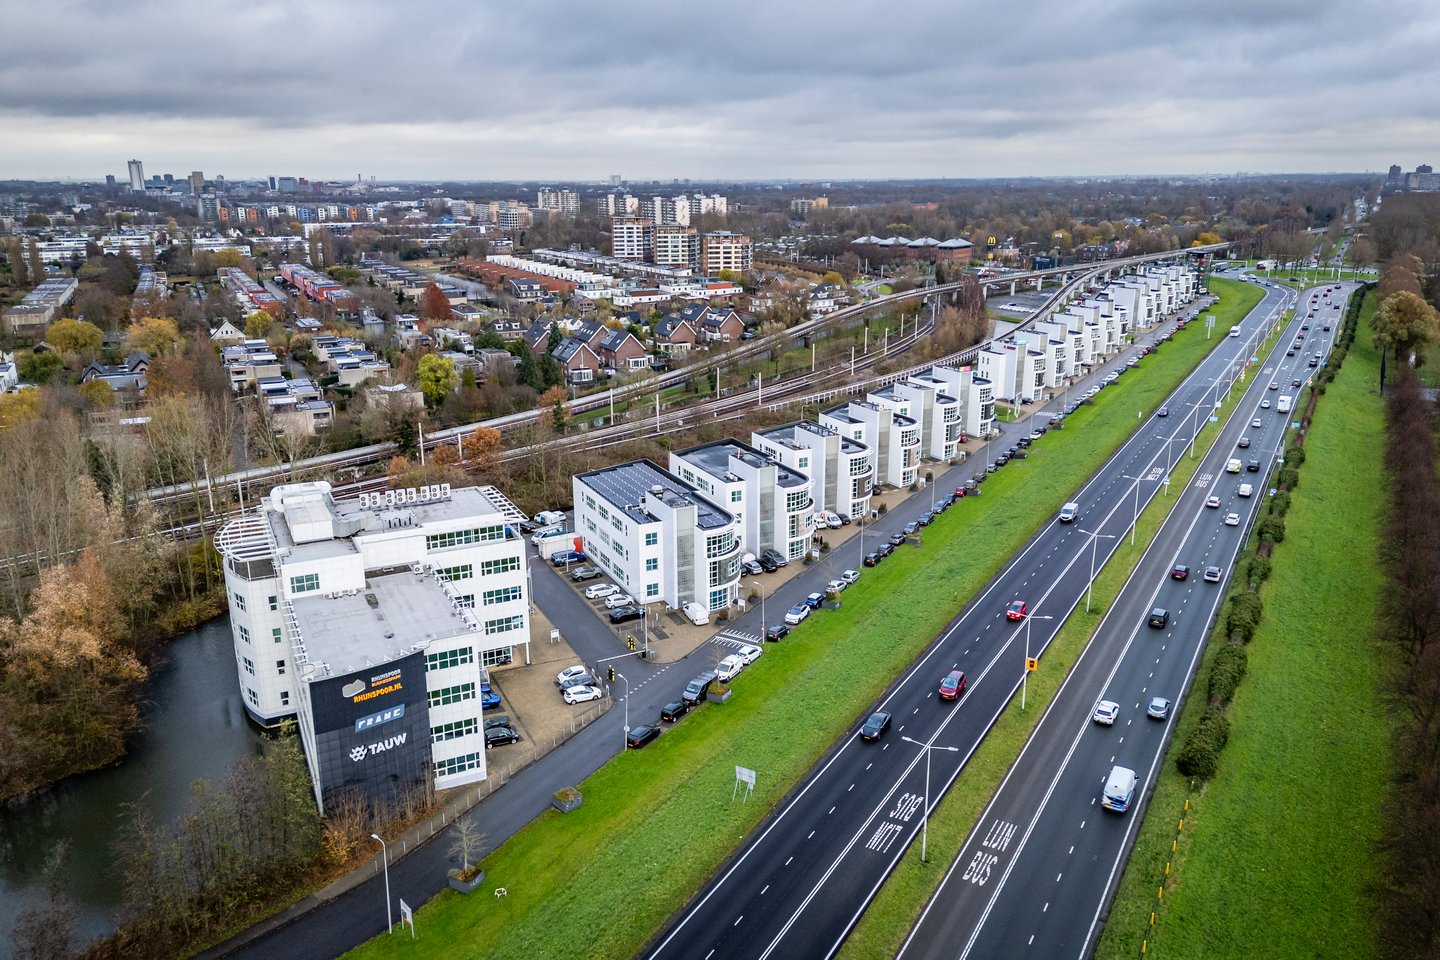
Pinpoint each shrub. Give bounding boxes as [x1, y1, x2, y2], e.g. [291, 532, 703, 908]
[1227, 590, 1264, 642]
[1257, 515, 1286, 546]
[1277, 465, 1301, 490]
[1208, 644, 1248, 704]
[1247, 553, 1272, 585]
[1284, 445, 1306, 467]
[1176, 707, 1231, 779]
[1267, 491, 1291, 517]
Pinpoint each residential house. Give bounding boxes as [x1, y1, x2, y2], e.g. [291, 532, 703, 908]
[652, 311, 699, 354]
[596, 328, 649, 373]
[551, 337, 600, 385]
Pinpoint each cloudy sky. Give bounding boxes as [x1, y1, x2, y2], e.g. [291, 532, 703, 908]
[1, 0, 1435, 182]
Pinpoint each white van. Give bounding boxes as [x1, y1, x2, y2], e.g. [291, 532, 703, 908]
[1059, 502, 1080, 523]
[682, 601, 710, 626]
[715, 654, 745, 682]
[533, 510, 566, 527]
[1237, 483, 1253, 498]
[1277, 395, 1293, 414]
[1101, 765, 1138, 813]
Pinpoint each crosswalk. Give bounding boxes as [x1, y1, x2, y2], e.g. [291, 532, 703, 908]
[713, 629, 762, 647]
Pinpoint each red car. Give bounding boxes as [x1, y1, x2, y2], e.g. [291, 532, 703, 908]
[939, 670, 968, 701]
[1006, 600, 1027, 621]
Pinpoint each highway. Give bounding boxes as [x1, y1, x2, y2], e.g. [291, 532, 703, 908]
[641, 279, 1298, 960]
[898, 280, 1353, 960]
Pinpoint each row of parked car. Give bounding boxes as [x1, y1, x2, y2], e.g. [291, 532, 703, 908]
[627, 641, 766, 749]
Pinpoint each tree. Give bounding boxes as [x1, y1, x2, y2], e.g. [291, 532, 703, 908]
[1374, 291, 1440, 373]
[418, 353, 458, 411]
[0, 390, 41, 430]
[124, 316, 184, 357]
[8, 841, 78, 960]
[78, 380, 116, 409]
[5, 237, 28, 287]
[538, 384, 569, 433]
[420, 283, 453, 325]
[245, 310, 277, 340]
[546, 322, 563, 353]
[448, 813, 487, 881]
[46, 317, 104, 360]
[26, 239, 45, 286]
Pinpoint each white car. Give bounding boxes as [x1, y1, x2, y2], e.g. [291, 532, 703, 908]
[585, 582, 620, 600]
[735, 643, 764, 665]
[827, 579, 847, 594]
[1225, 513, 1241, 526]
[563, 684, 603, 704]
[604, 593, 638, 609]
[1206, 495, 1221, 509]
[784, 604, 810, 626]
[716, 654, 746, 682]
[1251, 417, 1262, 428]
[556, 665, 590, 687]
[1093, 700, 1120, 725]
[839, 569, 861, 586]
[825, 512, 843, 529]
[1260, 399, 1272, 409]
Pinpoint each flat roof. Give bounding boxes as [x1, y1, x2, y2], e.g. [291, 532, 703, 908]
[290, 570, 474, 677]
[578, 459, 733, 530]
[675, 439, 809, 489]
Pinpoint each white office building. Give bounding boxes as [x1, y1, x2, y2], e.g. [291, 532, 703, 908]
[574, 460, 743, 612]
[752, 421, 874, 520]
[216, 481, 531, 813]
[820, 400, 920, 490]
[669, 439, 815, 562]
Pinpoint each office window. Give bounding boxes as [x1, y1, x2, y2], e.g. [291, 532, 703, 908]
[233, 592, 247, 611]
[798, 456, 809, 468]
[437, 563, 473, 582]
[426, 526, 505, 551]
[246, 687, 259, 707]
[280, 690, 290, 707]
[456, 594, 475, 609]
[481, 586, 523, 606]
[483, 614, 524, 636]
[431, 718, 479, 743]
[435, 752, 482, 777]
[481, 646, 512, 666]
[243, 656, 255, 676]
[268, 594, 279, 611]
[645, 558, 659, 571]
[272, 627, 283, 644]
[731, 490, 742, 503]
[426, 646, 475, 671]
[646, 582, 660, 598]
[479, 556, 521, 576]
[276, 659, 286, 675]
[644, 531, 659, 546]
[238, 625, 251, 644]
[289, 573, 320, 595]
[429, 682, 476, 707]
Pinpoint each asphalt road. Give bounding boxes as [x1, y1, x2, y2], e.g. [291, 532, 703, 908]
[642, 281, 1299, 960]
[898, 280, 1352, 960]
[213, 281, 1252, 960]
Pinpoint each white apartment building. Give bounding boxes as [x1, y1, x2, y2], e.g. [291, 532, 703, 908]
[893, 375, 963, 461]
[612, 216, 655, 261]
[216, 481, 532, 813]
[700, 231, 753, 275]
[669, 439, 815, 562]
[820, 400, 920, 490]
[573, 460, 742, 613]
[752, 421, 874, 520]
[923, 365, 996, 440]
[647, 195, 691, 226]
[536, 188, 580, 216]
[978, 338, 1047, 405]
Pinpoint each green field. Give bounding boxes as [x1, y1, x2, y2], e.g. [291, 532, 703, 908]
[343, 279, 1263, 960]
[1096, 289, 1391, 959]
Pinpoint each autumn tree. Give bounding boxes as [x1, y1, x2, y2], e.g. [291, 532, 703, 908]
[78, 379, 116, 409]
[124, 315, 184, 357]
[420, 282, 453, 325]
[245, 309, 277, 340]
[26, 238, 44, 285]
[1374, 291, 1440, 382]
[4, 237, 28, 287]
[46, 317, 104, 361]
[418, 353, 459, 411]
[538, 384, 569, 433]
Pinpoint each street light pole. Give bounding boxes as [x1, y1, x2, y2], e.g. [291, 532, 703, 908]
[1120, 474, 1145, 545]
[616, 670, 629, 750]
[750, 579, 765, 632]
[1020, 613, 1055, 709]
[1078, 528, 1117, 613]
[901, 735, 960, 863]
[370, 833, 392, 934]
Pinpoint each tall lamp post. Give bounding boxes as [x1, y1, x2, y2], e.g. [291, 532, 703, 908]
[616, 670, 630, 750]
[900, 735, 960, 863]
[1155, 434, 1188, 488]
[1020, 613, 1055, 709]
[1120, 473, 1148, 545]
[1078, 528, 1117, 613]
[370, 833, 392, 934]
[749, 579, 766, 632]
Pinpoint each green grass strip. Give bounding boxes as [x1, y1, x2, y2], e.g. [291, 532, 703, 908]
[1095, 288, 1391, 960]
[342, 278, 1263, 960]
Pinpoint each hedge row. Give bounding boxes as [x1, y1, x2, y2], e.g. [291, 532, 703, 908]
[1175, 282, 1371, 780]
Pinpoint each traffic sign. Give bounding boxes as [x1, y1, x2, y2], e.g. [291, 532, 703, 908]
[1026, 658, 1039, 672]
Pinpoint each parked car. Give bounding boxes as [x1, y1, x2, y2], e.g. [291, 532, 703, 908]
[626, 724, 660, 749]
[860, 711, 892, 741]
[758, 555, 780, 573]
[760, 548, 788, 568]
[1006, 599, 1027, 621]
[604, 593, 638, 609]
[741, 558, 764, 576]
[827, 579, 847, 595]
[804, 592, 825, 609]
[482, 715, 512, 731]
[938, 669, 968, 701]
[824, 512, 843, 529]
[660, 700, 689, 723]
[864, 551, 883, 567]
[904, 521, 921, 535]
[840, 569, 861, 586]
[1092, 700, 1120, 725]
[569, 565, 602, 582]
[734, 643, 764, 665]
[716, 654, 746, 682]
[480, 685, 501, 709]
[586, 582, 620, 600]
[556, 664, 590, 687]
[877, 542, 896, 558]
[563, 684, 603, 704]
[484, 726, 520, 748]
[888, 532, 908, 546]
[550, 550, 585, 567]
[608, 605, 644, 624]
[1147, 697, 1172, 720]
[784, 604, 810, 625]
[764, 623, 790, 642]
[837, 513, 852, 525]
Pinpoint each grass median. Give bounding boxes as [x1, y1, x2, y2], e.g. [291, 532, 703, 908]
[1095, 288, 1390, 960]
[342, 279, 1263, 960]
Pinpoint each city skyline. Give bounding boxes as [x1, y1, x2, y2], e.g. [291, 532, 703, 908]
[2, 0, 1436, 181]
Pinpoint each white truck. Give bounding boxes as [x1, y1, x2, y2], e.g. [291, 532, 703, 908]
[1277, 395, 1293, 414]
[536, 532, 578, 560]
